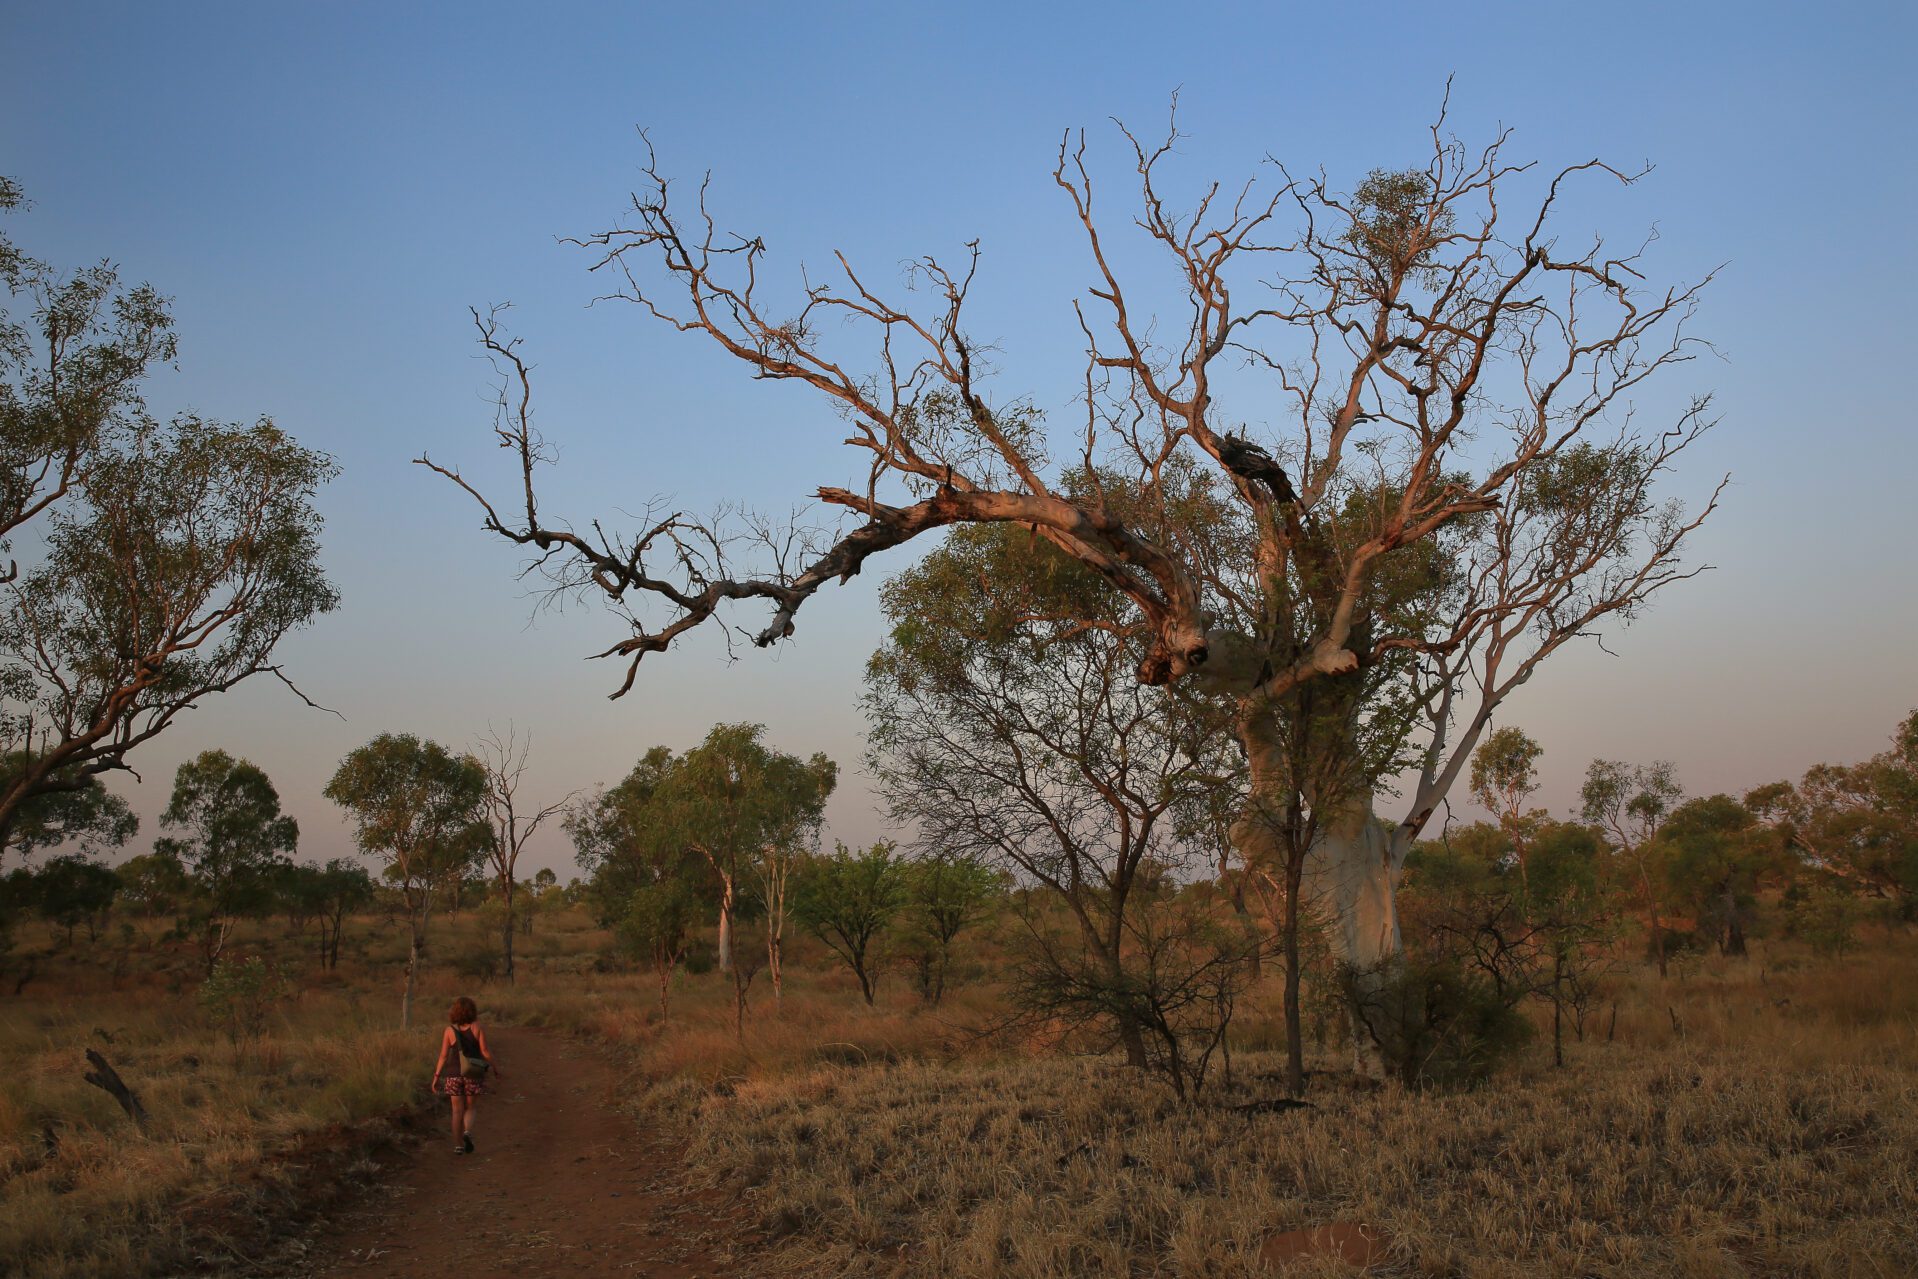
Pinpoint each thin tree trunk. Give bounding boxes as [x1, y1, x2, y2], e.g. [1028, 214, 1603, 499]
[731, 959, 747, 1040]
[501, 877, 516, 982]
[1552, 949, 1566, 1068]
[1642, 867, 1668, 978]
[716, 876, 734, 975]
[403, 925, 420, 1029]
[767, 922, 782, 1007]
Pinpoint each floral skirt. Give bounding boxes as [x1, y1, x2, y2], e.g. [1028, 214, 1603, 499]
[442, 1075, 487, 1098]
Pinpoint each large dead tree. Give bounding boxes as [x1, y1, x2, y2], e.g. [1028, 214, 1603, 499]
[423, 105, 1721, 1072]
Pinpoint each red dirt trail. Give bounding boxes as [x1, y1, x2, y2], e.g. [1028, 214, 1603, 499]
[295, 1027, 752, 1279]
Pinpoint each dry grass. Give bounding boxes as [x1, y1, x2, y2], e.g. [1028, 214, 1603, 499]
[0, 905, 611, 1279]
[4, 902, 1914, 1279]
[627, 938, 1918, 1278]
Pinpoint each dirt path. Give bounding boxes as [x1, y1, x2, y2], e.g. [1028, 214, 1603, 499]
[296, 1027, 753, 1278]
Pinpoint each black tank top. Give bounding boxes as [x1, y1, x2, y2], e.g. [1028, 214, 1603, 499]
[453, 1024, 481, 1056]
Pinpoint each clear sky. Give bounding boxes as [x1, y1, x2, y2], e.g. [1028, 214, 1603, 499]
[2, 1, 1913, 875]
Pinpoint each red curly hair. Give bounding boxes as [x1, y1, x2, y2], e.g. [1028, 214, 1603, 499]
[448, 996, 478, 1026]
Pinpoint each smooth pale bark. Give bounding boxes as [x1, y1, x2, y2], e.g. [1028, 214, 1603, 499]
[715, 878, 734, 974]
[1302, 796, 1401, 1079]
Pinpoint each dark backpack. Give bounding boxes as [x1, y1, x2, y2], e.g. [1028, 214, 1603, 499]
[454, 1025, 490, 1080]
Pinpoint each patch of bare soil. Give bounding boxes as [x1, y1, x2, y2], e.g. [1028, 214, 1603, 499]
[278, 1028, 755, 1279]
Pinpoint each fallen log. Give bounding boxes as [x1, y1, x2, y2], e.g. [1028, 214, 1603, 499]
[82, 1048, 149, 1130]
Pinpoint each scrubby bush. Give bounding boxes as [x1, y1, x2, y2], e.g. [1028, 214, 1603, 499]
[198, 954, 290, 1054]
[1344, 957, 1533, 1089]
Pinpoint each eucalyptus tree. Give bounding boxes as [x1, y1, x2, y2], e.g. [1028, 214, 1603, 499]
[1747, 708, 1918, 919]
[0, 180, 338, 846]
[324, 733, 487, 1026]
[157, 750, 299, 974]
[588, 725, 835, 1030]
[898, 852, 1000, 1005]
[427, 107, 1720, 1072]
[867, 520, 1242, 1067]
[1657, 795, 1773, 957]
[1470, 727, 1545, 898]
[1580, 758, 1683, 974]
[793, 840, 907, 1006]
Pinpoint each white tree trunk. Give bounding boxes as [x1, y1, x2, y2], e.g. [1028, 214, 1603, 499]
[1303, 794, 1401, 1078]
[716, 879, 733, 975]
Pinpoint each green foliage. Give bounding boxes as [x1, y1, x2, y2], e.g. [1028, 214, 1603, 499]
[794, 841, 908, 1005]
[616, 874, 706, 1016]
[1401, 819, 1618, 1066]
[896, 852, 1000, 1004]
[1343, 168, 1454, 278]
[16, 853, 120, 942]
[615, 875, 704, 967]
[274, 858, 375, 968]
[1658, 794, 1774, 957]
[0, 411, 339, 841]
[1344, 956, 1533, 1089]
[324, 734, 487, 897]
[1789, 885, 1867, 958]
[197, 954, 289, 1051]
[1470, 726, 1544, 825]
[115, 847, 191, 915]
[0, 751, 137, 864]
[157, 750, 298, 970]
[1748, 708, 1918, 918]
[567, 745, 700, 920]
[160, 750, 298, 897]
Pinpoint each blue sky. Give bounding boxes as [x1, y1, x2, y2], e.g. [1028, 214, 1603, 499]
[2, 1, 1914, 873]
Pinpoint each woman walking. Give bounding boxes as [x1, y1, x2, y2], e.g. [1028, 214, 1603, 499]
[431, 996, 502, 1155]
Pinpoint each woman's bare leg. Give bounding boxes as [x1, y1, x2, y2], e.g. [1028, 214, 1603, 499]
[463, 1099, 478, 1137]
[450, 1095, 467, 1147]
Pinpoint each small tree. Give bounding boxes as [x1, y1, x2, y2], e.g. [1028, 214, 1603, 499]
[594, 725, 835, 1033]
[794, 841, 907, 1006]
[1471, 727, 1546, 898]
[115, 848, 190, 917]
[1747, 708, 1918, 920]
[324, 734, 486, 1026]
[198, 954, 289, 1058]
[897, 853, 999, 1004]
[525, 866, 558, 934]
[157, 750, 299, 974]
[1659, 795, 1773, 958]
[616, 876, 702, 1019]
[310, 858, 375, 970]
[1581, 759, 1684, 975]
[30, 854, 119, 944]
[1525, 822, 1615, 1066]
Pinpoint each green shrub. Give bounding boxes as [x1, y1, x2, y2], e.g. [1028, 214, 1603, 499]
[1344, 957, 1532, 1088]
[198, 955, 290, 1051]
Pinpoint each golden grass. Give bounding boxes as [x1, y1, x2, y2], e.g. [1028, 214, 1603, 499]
[4, 903, 1914, 1279]
[0, 906, 612, 1279]
[622, 938, 1918, 1278]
